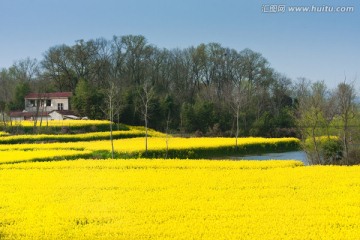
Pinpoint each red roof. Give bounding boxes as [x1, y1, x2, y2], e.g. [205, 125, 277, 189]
[10, 111, 50, 118]
[25, 92, 72, 99]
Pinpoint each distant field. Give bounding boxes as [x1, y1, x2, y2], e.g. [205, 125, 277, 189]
[1, 120, 117, 133]
[0, 159, 359, 239]
[0, 137, 300, 161]
[7, 120, 111, 127]
[0, 128, 165, 144]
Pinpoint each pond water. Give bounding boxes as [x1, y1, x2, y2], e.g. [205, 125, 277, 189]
[221, 151, 309, 165]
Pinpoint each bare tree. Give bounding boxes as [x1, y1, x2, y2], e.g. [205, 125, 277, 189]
[227, 80, 247, 148]
[104, 80, 121, 159]
[138, 81, 155, 155]
[165, 111, 171, 159]
[12, 57, 40, 82]
[42, 45, 76, 91]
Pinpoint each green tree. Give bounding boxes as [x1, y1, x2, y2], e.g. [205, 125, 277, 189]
[180, 103, 196, 133]
[193, 100, 215, 134]
[10, 81, 30, 110]
[72, 78, 104, 119]
[0, 101, 7, 127]
[295, 80, 336, 164]
[333, 82, 358, 164]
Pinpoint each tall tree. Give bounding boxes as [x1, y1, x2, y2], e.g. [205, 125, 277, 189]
[121, 35, 153, 86]
[334, 82, 356, 164]
[0, 69, 14, 105]
[42, 45, 77, 91]
[11, 57, 40, 82]
[11, 81, 31, 110]
[295, 79, 333, 164]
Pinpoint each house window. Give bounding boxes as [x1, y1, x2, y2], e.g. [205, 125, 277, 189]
[29, 100, 35, 107]
[46, 99, 51, 107]
[58, 103, 64, 110]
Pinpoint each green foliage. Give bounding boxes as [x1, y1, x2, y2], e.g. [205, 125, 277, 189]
[250, 108, 296, 137]
[147, 97, 162, 130]
[72, 79, 105, 119]
[1, 35, 312, 138]
[193, 101, 215, 133]
[119, 90, 142, 126]
[10, 81, 30, 110]
[250, 112, 271, 137]
[304, 136, 343, 165]
[181, 103, 196, 132]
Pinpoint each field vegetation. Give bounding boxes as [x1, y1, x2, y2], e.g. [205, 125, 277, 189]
[0, 122, 299, 161]
[0, 120, 359, 239]
[0, 159, 359, 239]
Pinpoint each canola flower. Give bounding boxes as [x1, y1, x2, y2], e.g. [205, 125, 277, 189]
[0, 150, 92, 164]
[0, 159, 359, 239]
[0, 137, 299, 153]
[0, 128, 165, 144]
[0, 137, 298, 165]
[0, 131, 9, 136]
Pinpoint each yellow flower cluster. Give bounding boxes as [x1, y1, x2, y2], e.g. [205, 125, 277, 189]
[0, 129, 165, 144]
[0, 131, 9, 136]
[0, 159, 358, 239]
[0, 150, 92, 164]
[0, 137, 299, 153]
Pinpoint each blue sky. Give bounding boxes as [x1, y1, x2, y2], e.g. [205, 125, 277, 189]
[1, 0, 359, 89]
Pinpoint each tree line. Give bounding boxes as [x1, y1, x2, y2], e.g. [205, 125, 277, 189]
[0, 35, 359, 164]
[0, 35, 296, 136]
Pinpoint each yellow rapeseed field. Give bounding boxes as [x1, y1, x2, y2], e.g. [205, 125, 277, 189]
[0, 131, 9, 136]
[0, 159, 359, 239]
[0, 150, 92, 164]
[0, 129, 165, 144]
[0, 137, 298, 153]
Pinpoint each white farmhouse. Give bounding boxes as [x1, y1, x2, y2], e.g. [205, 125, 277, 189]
[10, 92, 79, 121]
[24, 92, 72, 112]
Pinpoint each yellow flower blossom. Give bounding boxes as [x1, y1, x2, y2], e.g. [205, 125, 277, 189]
[0, 129, 165, 144]
[0, 150, 92, 164]
[0, 159, 358, 239]
[0, 131, 9, 136]
[0, 137, 299, 154]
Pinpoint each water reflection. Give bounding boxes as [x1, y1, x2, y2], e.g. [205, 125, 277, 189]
[226, 151, 309, 165]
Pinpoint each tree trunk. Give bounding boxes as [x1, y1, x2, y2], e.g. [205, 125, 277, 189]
[311, 126, 321, 164]
[235, 104, 239, 149]
[110, 100, 114, 159]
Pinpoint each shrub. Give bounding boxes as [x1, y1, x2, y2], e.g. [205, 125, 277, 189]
[304, 136, 343, 165]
